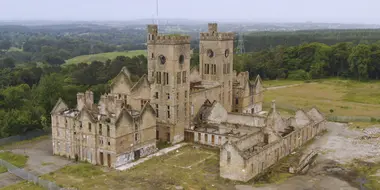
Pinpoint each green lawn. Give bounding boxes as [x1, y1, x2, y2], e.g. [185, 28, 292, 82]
[0, 181, 44, 190]
[0, 166, 7, 173]
[0, 151, 28, 168]
[7, 47, 22, 52]
[64, 50, 146, 65]
[264, 79, 380, 118]
[41, 145, 239, 190]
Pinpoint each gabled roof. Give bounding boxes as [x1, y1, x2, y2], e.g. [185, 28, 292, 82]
[110, 66, 133, 89]
[306, 107, 325, 123]
[115, 108, 134, 126]
[76, 105, 97, 122]
[140, 101, 156, 116]
[130, 74, 150, 93]
[253, 74, 263, 88]
[51, 98, 68, 114]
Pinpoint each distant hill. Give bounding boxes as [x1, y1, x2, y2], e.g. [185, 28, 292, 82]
[64, 50, 146, 65]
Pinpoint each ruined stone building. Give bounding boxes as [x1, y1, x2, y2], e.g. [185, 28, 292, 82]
[51, 22, 325, 182]
[219, 102, 326, 182]
[51, 69, 157, 168]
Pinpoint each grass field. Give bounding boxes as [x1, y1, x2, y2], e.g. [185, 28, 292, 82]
[64, 50, 146, 65]
[0, 181, 44, 190]
[0, 151, 28, 168]
[40, 145, 239, 190]
[0, 166, 7, 173]
[263, 79, 380, 118]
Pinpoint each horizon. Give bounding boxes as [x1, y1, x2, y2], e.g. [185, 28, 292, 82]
[1, 0, 378, 25]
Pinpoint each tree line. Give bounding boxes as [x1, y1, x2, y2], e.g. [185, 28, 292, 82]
[0, 55, 147, 138]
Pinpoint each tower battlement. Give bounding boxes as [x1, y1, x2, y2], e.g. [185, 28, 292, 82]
[147, 24, 158, 35]
[208, 23, 218, 33]
[200, 32, 235, 41]
[147, 34, 191, 45]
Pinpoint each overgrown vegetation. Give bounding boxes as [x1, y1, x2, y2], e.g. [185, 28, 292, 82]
[41, 146, 238, 190]
[0, 181, 44, 190]
[264, 79, 380, 117]
[0, 151, 28, 168]
[339, 160, 380, 190]
[0, 166, 7, 173]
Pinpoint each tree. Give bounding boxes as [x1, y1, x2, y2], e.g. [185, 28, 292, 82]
[348, 44, 371, 81]
[0, 57, 15, 69]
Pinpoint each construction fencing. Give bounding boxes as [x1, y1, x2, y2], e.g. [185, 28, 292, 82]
[0, 159, 63, 190]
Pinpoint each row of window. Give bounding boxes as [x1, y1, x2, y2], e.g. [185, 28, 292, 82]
[203, 63, 231, 75]
[155, 71, 187, 85]
[154, 104, 188, 120]
[155, 90, 188, 100]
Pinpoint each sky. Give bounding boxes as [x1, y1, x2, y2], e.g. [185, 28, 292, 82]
[0, 0, 378, 24]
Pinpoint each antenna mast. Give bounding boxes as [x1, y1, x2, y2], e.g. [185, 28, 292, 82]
[236, 25, 246, 54]
[156, 0, 159, 26]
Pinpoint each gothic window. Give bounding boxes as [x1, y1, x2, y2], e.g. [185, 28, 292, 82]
[179, 54, 184, 64]
[225, 49, 230, 57]
[184, 103, 187, 116]
[107, 125, 110, 137]
[167, 106, 171, 119]
[182, 71, 187, 83]
[156, 72, 161, 84]
[207, 49, 214, 58]
[159, 55, 166, 64]
[177, 72, 181, 84]
[156, 104, 159, 118]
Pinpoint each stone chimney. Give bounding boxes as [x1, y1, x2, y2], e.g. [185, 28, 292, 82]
[99, 95, 106, 115]
[85, 90, 94, 109]
[271, 100, 276, 112]
[77, 93, 85, 111]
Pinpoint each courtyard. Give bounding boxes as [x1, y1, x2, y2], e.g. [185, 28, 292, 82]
[40, 145, 238, 190]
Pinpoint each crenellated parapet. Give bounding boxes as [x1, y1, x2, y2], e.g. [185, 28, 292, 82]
[200, 32, 235, 41]
[147, 34, 191, 45]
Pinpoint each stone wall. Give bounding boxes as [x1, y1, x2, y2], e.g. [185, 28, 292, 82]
[220, 121, 326, 182]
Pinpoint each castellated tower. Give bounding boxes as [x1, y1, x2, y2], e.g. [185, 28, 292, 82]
[199, 23, 235, 112]
[147, 24, 191, 144]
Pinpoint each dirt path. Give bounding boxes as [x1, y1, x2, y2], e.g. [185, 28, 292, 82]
[236, 122, 380, 190]
[265, 84, 303, 90]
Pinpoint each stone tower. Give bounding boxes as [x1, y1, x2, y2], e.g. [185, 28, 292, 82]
[199, 23, 235, 112]
[147, 24, 191, 144]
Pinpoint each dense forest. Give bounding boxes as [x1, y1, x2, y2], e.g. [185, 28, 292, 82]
[0, 25, 146, 64]
[2, 25, 380, 138]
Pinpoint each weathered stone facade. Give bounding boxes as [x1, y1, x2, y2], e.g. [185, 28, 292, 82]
[219, 102, 326, 182]
[51, 22, 325, 180]
[51, 69, 157, 168]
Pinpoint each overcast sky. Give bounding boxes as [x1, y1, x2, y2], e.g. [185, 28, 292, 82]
[1, 0, 378, 24]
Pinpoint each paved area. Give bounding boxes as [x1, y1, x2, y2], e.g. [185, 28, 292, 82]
[0, 136, 73, 188]
[0, 173, 22, 188]
[116, 143, 187, 171]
